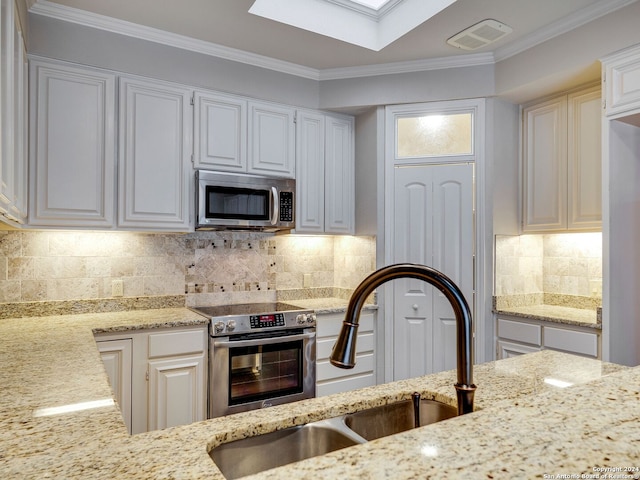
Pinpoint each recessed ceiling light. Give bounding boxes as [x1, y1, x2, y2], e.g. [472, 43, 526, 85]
[447, 19, 513, 51]
[249, 0, 457, 51]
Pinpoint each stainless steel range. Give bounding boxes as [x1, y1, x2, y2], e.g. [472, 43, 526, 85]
[190, 302, 316, 418]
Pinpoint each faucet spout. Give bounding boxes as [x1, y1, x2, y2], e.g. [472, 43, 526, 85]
[329, 263, 476, 415]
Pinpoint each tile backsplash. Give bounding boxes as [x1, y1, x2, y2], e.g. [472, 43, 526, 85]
[0, 231, 376, 314]
[495, 232, 602, 307]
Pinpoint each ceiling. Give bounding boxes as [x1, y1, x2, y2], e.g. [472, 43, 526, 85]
[26, 0, 634, 75]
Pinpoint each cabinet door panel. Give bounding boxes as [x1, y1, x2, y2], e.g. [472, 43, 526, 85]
[605, 50, 640, 116]
[0, 0, 15, 214]
[497, 340, 541, 359]
[194, 91, 246, 172]
[295, 111, 325, 233]
[522, 97, 567, 231]
[97, 339, 133, 434]
[30, 61, 116, 226]
[568, 87, 602, 229]
[248, 101, 295, 177]
[119, 77, 192, 230]
[325, 115, 354, 234]
[148, 353, 206, 430]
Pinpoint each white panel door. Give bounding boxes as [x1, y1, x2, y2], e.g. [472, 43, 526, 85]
[193, 91, 246, 172]
[393, 163, 473, 380]
[147, 353, 206, 431]
[248, 101, 295, 177]
[430, 165, 474, 372]
[30, 60, 116, 226]
[118, 77, 192, 230]
[97, 338, 133, 434]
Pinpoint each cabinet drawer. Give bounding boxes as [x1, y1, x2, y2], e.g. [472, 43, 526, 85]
[544, 327, 598, 357]
[316, 331, 373, 359]
[497, 318, 542, 346]
[316, 312, 374, 337]
[317, 374, 374, 397]
[316, 352, 374, 381]
[148, 329, 206, 358]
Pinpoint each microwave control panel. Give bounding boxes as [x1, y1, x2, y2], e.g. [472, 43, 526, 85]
[279, 192, 294, 222]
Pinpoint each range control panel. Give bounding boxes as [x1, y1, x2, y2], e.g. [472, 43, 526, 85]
[250, 313, 286, 329]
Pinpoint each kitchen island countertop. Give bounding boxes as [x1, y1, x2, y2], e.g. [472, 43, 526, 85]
[0, 307, 638, 479]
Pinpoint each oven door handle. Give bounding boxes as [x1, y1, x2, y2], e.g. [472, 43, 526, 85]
[213, 331, 315, 349]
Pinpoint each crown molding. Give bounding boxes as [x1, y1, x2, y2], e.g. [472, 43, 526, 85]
[318, 52, 495, 80]
[29, 0, 322, 80]
[494, 0, 638, 62]
[29, 0, 639, 82]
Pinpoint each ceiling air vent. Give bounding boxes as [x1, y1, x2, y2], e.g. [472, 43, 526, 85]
[447, 19, 512, 51]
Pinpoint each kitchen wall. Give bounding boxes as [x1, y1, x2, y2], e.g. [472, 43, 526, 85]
[0, 230, 376, 318]
[495, 232, 602, 310]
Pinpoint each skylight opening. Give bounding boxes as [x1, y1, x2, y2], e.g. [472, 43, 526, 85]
[349, 0, 392, 10]
[249, 0, 457, 51]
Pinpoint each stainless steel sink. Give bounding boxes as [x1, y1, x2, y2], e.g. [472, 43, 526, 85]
[343, 399, 457, 441]
[210, 399, 457, 478]
[210, 418, 365, 479]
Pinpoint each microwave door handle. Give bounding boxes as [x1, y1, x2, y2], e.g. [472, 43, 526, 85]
[270, 187, 279, 225]
[213, 331, 315, 349]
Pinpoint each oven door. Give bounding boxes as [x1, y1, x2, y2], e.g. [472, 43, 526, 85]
[209, 329, 316, 418]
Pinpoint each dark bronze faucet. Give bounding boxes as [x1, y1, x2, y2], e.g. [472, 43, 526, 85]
[329, 263, 476, 415]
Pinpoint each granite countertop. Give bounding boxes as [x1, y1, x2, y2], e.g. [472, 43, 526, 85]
[495, 304, 600, 329]
[1, 307, 639, 479]
[286, 297, 377, 314]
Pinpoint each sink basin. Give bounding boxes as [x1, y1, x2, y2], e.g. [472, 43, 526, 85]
[210, 399, 456, 477]
[344, 399, 457, 441]
[210, 418, 364, 479]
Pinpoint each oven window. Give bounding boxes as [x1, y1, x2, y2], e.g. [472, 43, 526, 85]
[206, 186, 270, 220]
[228, 340, 303, 405]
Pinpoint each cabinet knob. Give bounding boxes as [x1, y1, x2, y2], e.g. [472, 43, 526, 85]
[412, 304, 419, 310]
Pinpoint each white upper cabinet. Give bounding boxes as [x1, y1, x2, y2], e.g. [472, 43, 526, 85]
[29, 59, 116, 227]
[603, 44, 640, 117]
[567, 87, 602, 228]
[194, 93, 295, 178]
[193, 91, 246, 172]
[324, 114, 355, 234]
[248, 100, 295, 177]
[118, 76, 193, 231]
[295, 110, 354, 234]
[522, 85, 602, 232]
[295, 110, 325, 233]
[0, 0, 28, 226]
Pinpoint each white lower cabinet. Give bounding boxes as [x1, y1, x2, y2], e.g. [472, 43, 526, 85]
[497, 340, 541, 359]
[95, 325, 207, 434]
[496, 315, 600, 359]
[316, 311, 376, 396]
[97, 338, 133, 433]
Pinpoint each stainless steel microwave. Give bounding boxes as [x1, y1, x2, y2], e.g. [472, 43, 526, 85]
[196, 170, 295, 232]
